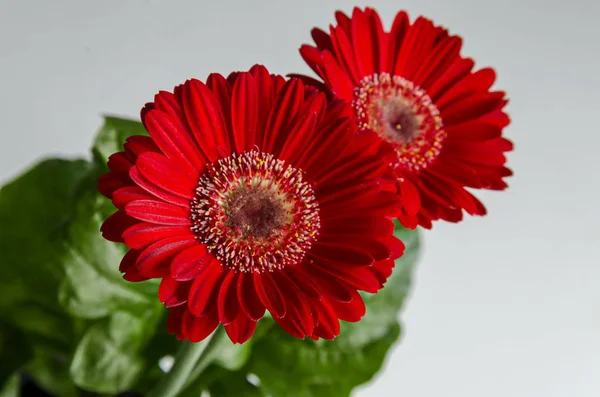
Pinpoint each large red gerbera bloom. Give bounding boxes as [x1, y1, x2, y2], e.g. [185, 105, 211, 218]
[98, 65, 404, 344]
[299, 7, 513, 229]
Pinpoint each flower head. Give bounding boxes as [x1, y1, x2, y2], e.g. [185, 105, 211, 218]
[299, 8, 513, 228]
[99, 65, 404, 343]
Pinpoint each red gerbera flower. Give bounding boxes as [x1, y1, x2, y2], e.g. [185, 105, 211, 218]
[98, 65, 404, 344]
[299, 7, 513, 229]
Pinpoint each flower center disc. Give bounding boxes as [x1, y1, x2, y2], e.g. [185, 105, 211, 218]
[190, 151, 320, 273]
[224, 184, 291, 239]
[353, 73, 446, 172]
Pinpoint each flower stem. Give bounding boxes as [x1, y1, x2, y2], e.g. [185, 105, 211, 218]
[149, 328, 223, 397]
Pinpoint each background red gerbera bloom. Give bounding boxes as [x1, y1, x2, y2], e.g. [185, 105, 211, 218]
[299, 7, 513, 229]
[98, 65, 405, 344]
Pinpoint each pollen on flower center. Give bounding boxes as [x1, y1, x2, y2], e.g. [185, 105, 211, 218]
[224, 184, 292, 239]
[190, 150, 320, 273]
[353, 73, 446, 172]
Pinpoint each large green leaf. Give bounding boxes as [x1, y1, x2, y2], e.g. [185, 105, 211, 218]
[25, 345, 78, 397]
[0, 323, 32, 389]
[0, 374, 19, 397]
[54, 168, 164, 392]
[0, 158, 93, 392]
[58, 188, 159, 319]
[0, 158, 93, 313]
[69, 309, 162, 394]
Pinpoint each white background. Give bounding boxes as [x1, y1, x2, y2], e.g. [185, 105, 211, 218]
[1, 0, 599, 396]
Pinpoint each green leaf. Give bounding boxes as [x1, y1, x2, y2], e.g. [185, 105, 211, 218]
[246, 321, 401, 397]
[0, 323, 32, 389]
[236, 224, 420, 397]
[0, 374, 19, 397]
[0, 158, 94, 313]
[25, 345, 78, 397]
[208, 370, 265, 397]
[92, 116, 146, 168]
[0, 158, 93, 390]
[70, 309, 162, 394]
[54, 168, 165, 393]
[58, 189, 159, 319]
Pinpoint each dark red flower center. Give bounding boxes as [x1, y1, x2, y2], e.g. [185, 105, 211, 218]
[190, 151, 320, 273]
[353, 73, 446, 172]
[224, 184, 291, 239]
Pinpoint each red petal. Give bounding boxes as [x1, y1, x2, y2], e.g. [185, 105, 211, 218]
[136, 236, 196, 278]
[413, 36, 462, 89]
[262, 79, 304, 154]
[171, 245, 216, 281]
[310, 298, 340, 340]
[393, 17, 437, 80]
[283, 267, 321, 299]
[300, 44, 326, 77]
[253, 272, 286, 318]
[387, 10, 410, 71]
[311, 27, 333, 52]
[309, 243, 374, 266]
[125, 200, 191, 225]
[442, 141, 507, 166]
[320, 216, 394, 237]
[112, 186, 152, 210]
[248, 64, 275, 141]
[398, 177, 421, 215]
[119, 249, 150, 282]
[237, 272, 266, 321]
[428, 58, 475, 101]
[365, 7, 388, 73]
[188, 264, 225, 316]
[271, 271, 315, 338]
[436, 68, 497, 109]
[440, 91, 507, 125]
[167, 306, 185, 337]
[181, 79, 229, 162]
[371, 259, 396, 287]
[122, 222, 192, 250]
[328, 291, 365, 322]
[380, 235, 405, 260]
[142, 110, 205, 172]
[136, 152, 198, 199]
[107, 152, 133, 177]
[159, 278, 192, 308]
[301, 264, 353, 303]
[321, 191, 400, 220]
[330, 24, 361, 83]
[129, 166, 191, 207]
[315, 261, 381, 293]
[231, 73, 258, 153]
[445, 121, 503, 142]
[206, 73, 234, 144]
[123, 135, 160, 158]
[335, 10, 352, 35]
[350, 8, 375, 76]
[322, 51, 355, 100]
[277, 111, 318, 164]
[182, 309, 219, 343]
[217, 271, 240, 325]
[224, 316, 257, 344]
[101, 211, 138, 243]
[97, 173, 126, 199]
